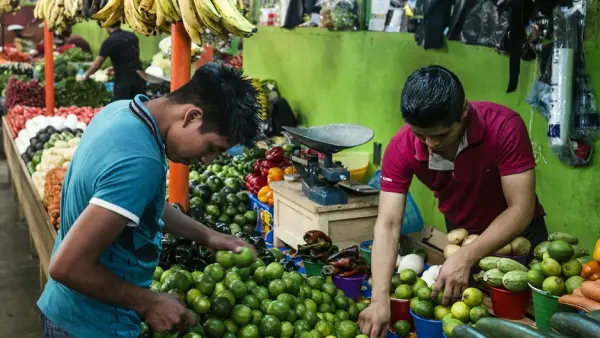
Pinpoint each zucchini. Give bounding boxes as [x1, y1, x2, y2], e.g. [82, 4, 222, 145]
[475, 317, 550, 338]
[453, 324, 491, 338]
[587, 310, 600, 323]
[550, 312, 600, 338]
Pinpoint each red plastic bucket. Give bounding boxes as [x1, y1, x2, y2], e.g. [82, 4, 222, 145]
[489, 285, 530, 320]
[390, 298, 414, 329]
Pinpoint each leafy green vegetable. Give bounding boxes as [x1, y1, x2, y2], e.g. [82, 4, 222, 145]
[61, 48, 93, 63]
[55, 78, 111, 108]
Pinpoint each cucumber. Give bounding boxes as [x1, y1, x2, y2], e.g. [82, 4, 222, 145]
[551, 312, 600, 338]
[587, 310, 600, 323]
[479, 257, 500, 271]
[475, 317, 551, 338]
[482, 269, 504, 288]
[497, 258, 528, 273]
[453, 324, 491, 338]
[502, 270, 528, 292]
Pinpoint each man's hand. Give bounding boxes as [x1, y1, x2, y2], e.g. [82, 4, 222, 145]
[139, 293, 196, 333]
[431, 249, 473, 305]
[208, 232, 256, 256]
[358, 299, 390, 338]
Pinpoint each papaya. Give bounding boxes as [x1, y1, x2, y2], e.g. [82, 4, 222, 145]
[496, 258, 528, 273]
[502, 271, 528, 292]
[478, 257, 500, 271]
[482, 269, 504, 288]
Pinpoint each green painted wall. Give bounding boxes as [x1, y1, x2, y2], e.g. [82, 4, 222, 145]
[244, 27, 600, 252]
[71, 21, 165, 60]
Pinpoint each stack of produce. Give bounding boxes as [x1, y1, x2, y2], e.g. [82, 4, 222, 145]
[0, 62, 34, 77]
[477, 257, 530, 292]
[0, 0, 21, 15]
[33, 0, 84, 34]
[31, 132, 80, 198]
[1, 48, 30, 63]
[36, 47, 94, 84]
[296, 231, 338, 264]
[5, 78, 45, 109]
[245, 146, 293, 195]
[526, 232, 588, 296]
[445, 228, 531, 258]
[320, 246, 368, 278]
[43, 167, 67, 229]
[87, 0, 257, 42]
[145, 246, 367, 338]
[446, 311, 600, 338]
[55, 78, 111, 108]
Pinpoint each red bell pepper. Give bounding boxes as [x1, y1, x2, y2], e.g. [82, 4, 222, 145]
[260, 160, 279, 177]
[266, 146, 285, 163]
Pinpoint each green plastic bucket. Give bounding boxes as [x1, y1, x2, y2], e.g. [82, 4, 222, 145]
[530, 284, 576, 330]
[360, 240, 372, 264]
[304, 260, 324, 276]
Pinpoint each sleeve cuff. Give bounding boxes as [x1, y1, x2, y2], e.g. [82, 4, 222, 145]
[499, 162, 536, 177]
[89, 197, 139, 227]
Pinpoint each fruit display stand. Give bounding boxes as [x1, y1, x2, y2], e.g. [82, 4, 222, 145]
[270, 180, 378, 250]
[2, 116, 56, 289]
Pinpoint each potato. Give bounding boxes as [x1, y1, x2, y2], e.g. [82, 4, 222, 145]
[444, 244, 461, 258]
[462, 234, 479, 247]
[510, 237, 531, 256]
[495, 243, 512, 256]
[447, 228, 469, 245]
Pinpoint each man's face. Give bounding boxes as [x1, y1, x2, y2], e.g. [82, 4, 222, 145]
[408, 103, 468, 154]
[165, 108, 231, 165]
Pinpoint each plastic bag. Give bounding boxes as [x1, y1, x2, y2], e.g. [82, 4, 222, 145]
[318, 0, 358, 30]
[447, 0, 509, 48]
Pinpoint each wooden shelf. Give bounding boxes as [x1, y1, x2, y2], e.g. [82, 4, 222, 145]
[3, 117, 56, 288]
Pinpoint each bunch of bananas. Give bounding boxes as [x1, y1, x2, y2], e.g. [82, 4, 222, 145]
[250, 78, 269, 121]
[34, 0, 83, 34]
[0, 0, 20, 15]
[90, 0, 257, 43]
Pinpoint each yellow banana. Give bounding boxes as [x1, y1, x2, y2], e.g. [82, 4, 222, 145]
[211, 0, 255, 37]
[198, 13, 226, 37]
[139, 0, 153, 13]
[193, 0, 220, 22]
[149, 0, 156, 14]
[170, 0, 181, 19]
[92, 0, 122, 21]
[101, 2, 124, 27]
[124, 0, 154, 35]
[157, 0, 179, 22]
[155, 0, 165, 27]
[177, 0, 202, 44]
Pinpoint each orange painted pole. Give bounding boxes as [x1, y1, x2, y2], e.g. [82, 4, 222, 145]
[168, 22, 192, 210]
[43, 21, 54, 115]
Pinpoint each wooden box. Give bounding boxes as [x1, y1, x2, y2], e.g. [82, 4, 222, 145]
[270, 181, 379, 250]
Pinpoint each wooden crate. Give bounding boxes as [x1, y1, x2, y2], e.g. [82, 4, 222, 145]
[270, 181, 378, 250]
[3, 117, 56, 289]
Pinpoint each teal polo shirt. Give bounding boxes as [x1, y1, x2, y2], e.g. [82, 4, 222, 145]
[37, 95, 167, 337]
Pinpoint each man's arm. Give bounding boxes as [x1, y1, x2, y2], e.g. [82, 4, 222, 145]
[162, 202, 255, 254]
[433, 169, 536, 303]
[83, 55, 105, 80]
[49, 205, 194, 332]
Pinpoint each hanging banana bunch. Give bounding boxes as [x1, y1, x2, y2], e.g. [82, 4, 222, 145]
[89, 0, 257, 41]
[250, 77, 269, 121]
[35, 0, 84, 34]
[0, 0, 21, 15]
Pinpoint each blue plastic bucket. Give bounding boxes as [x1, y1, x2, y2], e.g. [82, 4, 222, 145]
[410, 310, 443, 338]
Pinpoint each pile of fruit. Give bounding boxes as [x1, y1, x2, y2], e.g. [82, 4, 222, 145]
[4, 77, 45, 109]
[43, 167, 67, 229]
[527, 232, 588, 297]
[82, 0, 257, 42]
[244, 145, 294, 195]
[477, 257, 530, 292]
[1, 48, 30, 63]
[144, 248, 368, 338]
[444, 228, 531, 258]
[33, 0, 83, 34]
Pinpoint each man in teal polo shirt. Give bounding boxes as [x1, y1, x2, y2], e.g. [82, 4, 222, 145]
[37, 63, 262, 337]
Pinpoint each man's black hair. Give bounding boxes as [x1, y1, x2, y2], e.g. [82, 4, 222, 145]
[400, 65, 465, 128]
[167, 62, 261, 146]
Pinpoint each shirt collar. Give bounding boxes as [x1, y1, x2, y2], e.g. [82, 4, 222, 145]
[413, 103, 486, 163]
[133, 94, 164, 146]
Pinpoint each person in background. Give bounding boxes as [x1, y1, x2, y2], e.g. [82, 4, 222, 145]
[37, 63, 262, 337]
[82, 22, 146, 101]
[358, 65, 546, 338]
[57, 26, 92, 54]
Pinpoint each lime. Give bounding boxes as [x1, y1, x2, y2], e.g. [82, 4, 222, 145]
[191, 271, 204, 283]
[316, 320, 335, 336]
[319, 303, 333, 314]
[562, 259, 583, 278]
[294, 319, 310, 333]
[251, 286, 270, 301]
[231, 304, 252, 326]
[282, 277, 300, 296]
[347, 303, 359, 320]
[153, 266, 164, 281]
[356, 300, 369, 312]
[462, 287, 484, 308]
[268, 279, 286, 298]
[566, 276, 585, 294]
[250, 310, 263, 326]
[193, 296, 211, 314]
[321, 283, 337, 297]
[286, 309, 298, 323]
[306, 276, 325, 290]
[169, 271, 192, 292]
[183, 333, 202, 338]
[242, 294, 260, 310]
[260, 315, 282, 337]
[414, 300, 435, 319]
[335, 320, 357, 338]
[394, 285, 413, 300]
[400, 270, 417, 285]
[289, 271, 304, 285]
[281, 321, 294, 337]
[214, 282, 225, 296]
[266, 262, 284, 280]
[336, 289, 345, 298]
[224, 319, 238, 333]
[321, 292, 332, 305]
[267, 300, 291, 321]
[450, 301, 470, 323]
[548, 240, 575, 262]
[542, 276, 566, 296]
[224, 272, 242, 289]
[442, 318, 463, 338]
[304, 299, 318, 312]
[204, 318, 225, 338]
[528, 269, 545, 289]
[393, 320, 410, 337]
[541, 258, 562, 277]
[295, 303, 307, 317]
[469, 305, 489, 323]
[238, 267, 253, 281]
[303, 310, 319, 328]
[235, 247, 254, 268]
[333, 295, 349, 310]
[205, 264, 225, 282]
[434, 305, 451, 320]
[416, 286, 432, 301]
[253, 267, 268, 285]
[311, 289, 324, 305]
[211, 296, 233, 319]
[324, 312, 336, 324]
[391, 275, 402, 289]
[531, 262, 543, 273]
[217, 290, 236, 306]
[186, 288, 201, 306]
[228, 279, 248, 300]
[251, 259, 266, 272]
[335, 309, 349, 321]
[412, 278, 428, 293]
[277, 293, 297, 308]
[260, 299, 273, 314]
[238, 324, 260, 338]
[245, 280, 258, 293]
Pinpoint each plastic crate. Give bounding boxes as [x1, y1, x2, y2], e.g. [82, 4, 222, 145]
[249, 193, 274, 247]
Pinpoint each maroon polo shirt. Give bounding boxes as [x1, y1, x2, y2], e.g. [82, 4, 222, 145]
[380, 101, 545, 233]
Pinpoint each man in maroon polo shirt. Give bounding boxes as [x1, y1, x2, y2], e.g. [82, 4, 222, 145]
[358, 65, 546, 338]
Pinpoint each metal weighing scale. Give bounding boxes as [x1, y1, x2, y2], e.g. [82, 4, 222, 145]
[283, 124, 375, 206]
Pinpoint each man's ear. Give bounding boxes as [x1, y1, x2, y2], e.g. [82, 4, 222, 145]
[183, 107, 203, 127]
